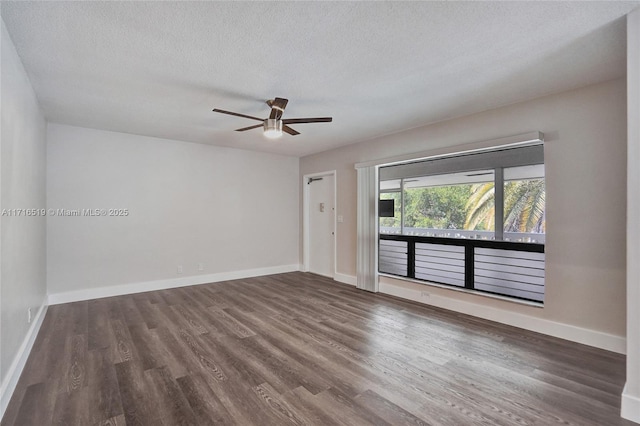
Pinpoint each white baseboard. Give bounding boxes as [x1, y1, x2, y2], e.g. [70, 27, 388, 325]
[378, 281, 626, 354]
[334, 272, 357, 286]
[622, 384, 640, 423]
[0, 299, 48, 420]
[48, 264, 301, 305]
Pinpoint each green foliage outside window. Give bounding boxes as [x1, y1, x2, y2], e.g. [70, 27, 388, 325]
[380, 179, 545, 234]
[405, 185, 484, 230]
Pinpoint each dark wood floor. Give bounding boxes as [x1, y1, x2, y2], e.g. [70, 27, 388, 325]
[2, 272, 633, 425]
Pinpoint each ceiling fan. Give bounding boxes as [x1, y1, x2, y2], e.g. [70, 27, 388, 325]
[213, 97, 332, 139]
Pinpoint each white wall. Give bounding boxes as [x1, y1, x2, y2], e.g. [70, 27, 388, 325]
[301, 78, 628, 352]
[47, 124, 299, 299]
[623, 7, 640, 424]
[0, 19, 47, 410]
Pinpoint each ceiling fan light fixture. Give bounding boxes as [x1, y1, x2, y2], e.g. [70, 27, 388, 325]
[263, 118, 283, 139]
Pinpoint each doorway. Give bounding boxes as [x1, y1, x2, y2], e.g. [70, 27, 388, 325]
[303, 171, 336, 278]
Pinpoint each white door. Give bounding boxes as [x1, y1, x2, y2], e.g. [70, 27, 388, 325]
[308, 174, 335, 277]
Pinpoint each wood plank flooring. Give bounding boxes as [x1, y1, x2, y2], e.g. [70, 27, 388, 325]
[2, 272, 633, 425]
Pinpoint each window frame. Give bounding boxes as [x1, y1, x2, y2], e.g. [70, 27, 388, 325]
[377, 144, 546, 304]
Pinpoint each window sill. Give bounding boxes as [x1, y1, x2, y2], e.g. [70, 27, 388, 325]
[378, 273, 544, 308]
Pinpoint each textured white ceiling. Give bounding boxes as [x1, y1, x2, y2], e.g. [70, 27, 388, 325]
[1, 1, 637, 157]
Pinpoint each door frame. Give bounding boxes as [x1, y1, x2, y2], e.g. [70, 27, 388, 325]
[302, 170, 337, 277]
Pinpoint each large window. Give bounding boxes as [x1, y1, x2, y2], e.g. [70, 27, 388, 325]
[378, 145, 546, 303]
[380, 165, 545, 243]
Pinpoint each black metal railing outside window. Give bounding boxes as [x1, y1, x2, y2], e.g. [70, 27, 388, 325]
[379, 234, 545, 303]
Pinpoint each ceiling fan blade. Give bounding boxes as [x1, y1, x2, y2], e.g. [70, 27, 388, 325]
[212, 109, 264, 122]
[282, 125, 300, 136]
[282, 117, 333, 124]
[235, 124, 263, 132]
[271, 98, 289, 110]
[268, 98, 289, 120]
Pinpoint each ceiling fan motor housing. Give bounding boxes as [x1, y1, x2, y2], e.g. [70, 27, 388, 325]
[263, 118, 283, 138]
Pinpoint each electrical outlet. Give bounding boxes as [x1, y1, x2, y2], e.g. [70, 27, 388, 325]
[420, 291, 430, 298]
[197, 263, 204, 271]
[337, 215, 344, 223]
[27, 308, 32, 324]
[177, 265, 183, 274]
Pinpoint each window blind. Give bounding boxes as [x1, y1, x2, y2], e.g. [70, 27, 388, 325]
[379, 144, 544, 181]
